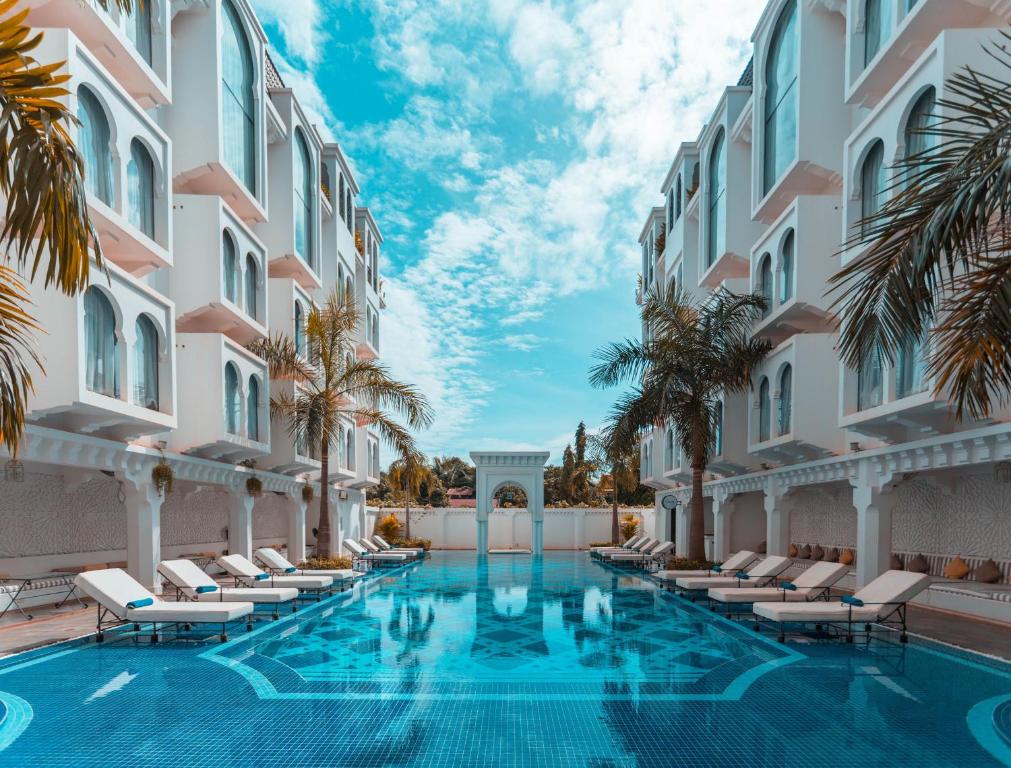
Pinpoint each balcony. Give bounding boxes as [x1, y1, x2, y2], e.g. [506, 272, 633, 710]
[27, 261, 176, 440]
[749, 333, 844, 463]
[262, 380, 322, 476]
[35, 28, 172, 276]
[347, 430, 380, 489]
[26, 0, 170, 107]
[268, 278, 315, 354]
[845, 0, 1011, 108]
[639, 428, 673, 491]
[172, 333, 270, 462]
[355, 301, 380, 361]
[171, 195, 268, 344]
[708, 392, 751, 476]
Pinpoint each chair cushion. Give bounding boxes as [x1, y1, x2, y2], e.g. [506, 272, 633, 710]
[788, 543, 798, 558]
[973, 559, 1002, 584]
[798, 544, 811, 559]
[811, 545, 824, 561]
[943, 555, 971, 580]
[840, 549, 854, 566]
[757, 540, 767, 554]
[890, 553, 904, 570]
[825, 547, 840, 563]
[906, 554, 930, 573]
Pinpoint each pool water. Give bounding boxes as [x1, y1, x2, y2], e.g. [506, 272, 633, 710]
[0, 552, 1008, 767]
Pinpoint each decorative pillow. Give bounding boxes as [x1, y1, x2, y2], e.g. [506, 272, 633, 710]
[973, 559, 1002, 584]
[798, 544, 811, 560]
[890, 553, 904, 570]
[758, 540, 767, 554]
[943, 555, 971, 580]
[788, 543, 798, 558]
[825, 547, 840, 562]
[840, 549, 855, 566]
[906, 553, 930, 574]
[811, 545, 824, 561]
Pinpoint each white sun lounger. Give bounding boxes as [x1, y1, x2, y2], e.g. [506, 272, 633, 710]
[590, 535, 645, 557]
[254, 548, 359, 587]
[609, 541, 674, 570]
[654, 550, 758, 585]
[599, 538, 658, 561]
[360, 538, 419, 560]
[216, 554, 333, 599]
[372, 535, 426, 557]
[344, 539, 407, 569]
[707, 561, 849, 614]
[74, 568, 254, 642]
[752, 570, 931, 643]
[158, 559, 299, 619]
[674, 555, 793, 599]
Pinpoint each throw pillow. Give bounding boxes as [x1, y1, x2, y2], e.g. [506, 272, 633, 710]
[788, 543, 798, 558]
[825, 547, 840, 562]
[906, 553, 930, 573]
[798, 544, 811, 559]
[943, 555, 970, 580]
[973, 559, 1002, 584]
[758, 540, 767, 554]
[890, 553, 904, 570]
[811, 545, 824, 561]
[840, 549, 855, 565]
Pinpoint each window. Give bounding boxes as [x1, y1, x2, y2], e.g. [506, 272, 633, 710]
[338, 174, 346, 222]
[666, 188, 674, 231]
[224, 363, 240, 434]
[133, 315, 159, 410]
[714, 401, 723, 455]
[222, 0, 256, 192]
[77, 87, 113, 206]
[294, 129, 313, 266]
[338, 264, 345, 291]
[127, 139, 155, 239]
[126, 0, 152, 65]
[763, 0, 798, 195]
[345, 276, 353, 300]
[346, 191, 353, 232]
[707, 130, 727, 268]
[346, 427, 355, 470]
[675, 174, 682, 220]
[758, 378, 771, 442]
[904, 87, 936, 186]
[896, 332, 928, 398]
[860, 140, 886, 239]
[664, 428, 674, 472]
[864, 0, 893, 67]
[758, 253, 773, 317]
[223, 231, 238, 302]
[904, 0, 920, 12]
[778, 365, 792, 435]
[371, 443, 379, 477]
[779, 230, 795, 303]
[244, 254, 257, 319]
[294, 302, 304, 356]
[857, 346, 884, 410]
[246, 375, 260, 441]
[84, 288, 119, 398]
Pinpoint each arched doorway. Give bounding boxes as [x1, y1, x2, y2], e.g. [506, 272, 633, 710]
[471, 451, 549, 554]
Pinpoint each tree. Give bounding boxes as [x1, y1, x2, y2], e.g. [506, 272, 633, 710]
[590, 284, 771, 561]
[387, 450, 434, 538]
[587, 425, 640, 544]
[0, 0, 140, 453]
[431, 455, 473, 489]
[830, 34, 1011, 420]
[249, 290, 432, 556]
[559, 445, 576, 502]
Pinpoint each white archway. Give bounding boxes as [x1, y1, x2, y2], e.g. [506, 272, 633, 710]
[470, 451, 549, 554]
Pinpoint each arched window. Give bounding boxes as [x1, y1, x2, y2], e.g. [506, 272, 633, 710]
[857, 346, 884, 410]
[221, 0, 256, 192]
[345, 276, 353, 300]
[338, 174, 346, 221]
[758, 377, 771, 442]
[84, 288, 119, 398]
[224, 363, 240, 434]
[860, 140, 886, 239]
[707, 130, 726, 268]
[758, 253, 773, 317]
[714, 400, 723, 455]
[346, 427, 355, 470]
[77, 87, 113, 206]
[345, 191, 353, 231]
[133, 315, 159, 410]
[674, 174, 682, 220]
[126, 0, 152, 65]
[904, 87, 936, 186]
[294, 129, 313, 266]
[896, 331, 928, 398]
[222, 231, 238, 302]
[372, 443, 379, 477]
[779, 230, 795, 303]
[127, 139, 155, 238]
[864, 0, 893, 67]
[778, 365, 792, 435]
[763, 0, 798, 195]
[666, 188, 674, 231]
[294, 302, 304, 356]
[664, 428, 674, 472]
[244, 254, 257, 319]
[246, 375, 260, 441]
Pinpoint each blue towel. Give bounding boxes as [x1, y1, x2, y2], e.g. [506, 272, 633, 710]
[254, 573, 268, 581]
[126, 597, 154, 609]
[712, 565, 722, 573]
[736, 571, 750, 580]
[195, 585, 218, 594]
[285, 567, 297, 573]
[780, 582, 797, 591]
[841, 595, 864, 607]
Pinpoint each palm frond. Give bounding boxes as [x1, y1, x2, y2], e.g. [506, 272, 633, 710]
[0, 265, 40, 453]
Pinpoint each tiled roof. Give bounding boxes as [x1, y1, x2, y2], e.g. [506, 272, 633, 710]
[265, 51, 285, 90]
[737, 57, 754, 88]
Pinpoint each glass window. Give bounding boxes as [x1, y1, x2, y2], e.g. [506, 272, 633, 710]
[244, 254, 257, 319]
[779, 230, 795, 302]
[294, 301, 304, 356]
[77, 87, 113, 206]
[346, 191, 353, 232]
[346, 427, 355, 470]
[896, 332, 928, 398]
[707, 130, 727, 268]
[246, 375, 259, 441]
[127, 139, 155, 239]
[675, 174, 682, 220]
[904, 87, 936, 186]
[224, 363, 240, 434]
[714, 401, 723, 455]
[857, 346, 884, 410]
[864, 0, 893, 67]
[759, 254, 773, 317]
[664, 428, 674, 472]
[759, 378, 771, 442]
[294, 129, 313, 266]
[221, 0, 256, 192]
[133, 315, 159, 410]
[860, 140, 886, 239]
[345, 276, 353, 300]
[763, 0, 798, 195]
[778, 365, 792, 435]
[223, 231, 237, 302]
[338, 174, 346, 222]
[84, 288, 119, 398]
[126, 0, 153, 65]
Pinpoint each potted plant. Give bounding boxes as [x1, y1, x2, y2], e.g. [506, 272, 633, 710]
[240, 459, 262, 497]
[152, 453, 173, 497]
[301, 484, 314, 503]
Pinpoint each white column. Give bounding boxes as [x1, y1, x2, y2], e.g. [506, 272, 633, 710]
[288, 498, 307, 564]
[851, 477, 896, 588]
[476, 519, 488, 554]
[532, 519, 544, 555]
[711, 492, 734, 562]
[227, 490, 254, 559]
[764, 480, 793, 557]
[123, 476, 163, 593]
[507, 509, 516, 548]
[674, 499, 691, 557]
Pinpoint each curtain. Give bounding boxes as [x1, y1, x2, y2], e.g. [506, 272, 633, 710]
[246, 375, 259, 440]
[77, 87, 113, 206]
[127, 140, 155, 238]
[84, 288, 119, 398]
[133, 316, 159, 409]
[244, 255, 257, 318]
[221, 0, 255, 192]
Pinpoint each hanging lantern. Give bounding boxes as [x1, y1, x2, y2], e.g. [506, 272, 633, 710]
[4, 459, 24, 482]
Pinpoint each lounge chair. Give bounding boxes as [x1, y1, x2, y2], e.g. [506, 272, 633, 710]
[344, 539, 407, 569]
[372, 535, 426, 558]
[359, 537, 419, 561]
[157, 559, 299, 619]
[216, 554, 333, 600]
[752, 570, 931, 643]
[653, 550, 758, 586]
[673, 555, 793, 600]
[608, 541, 674, 571]
[599, 538, 658, 561]
[590, 536, 645, 558]
[707, 561, 849, 614]
[74, 568, 253, 642]
[254, 547, 359, 588]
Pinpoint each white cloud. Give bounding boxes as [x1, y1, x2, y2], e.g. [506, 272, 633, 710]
[501, 334, 543, 352]
[249, 0, 326, 66]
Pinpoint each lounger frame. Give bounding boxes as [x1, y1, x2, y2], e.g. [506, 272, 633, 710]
[674, 559, 792, 601]
[92, 602, 252, 644]
[753, 600, 912, 645]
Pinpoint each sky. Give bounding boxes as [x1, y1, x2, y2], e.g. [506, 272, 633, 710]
[251, 0, 766, 464]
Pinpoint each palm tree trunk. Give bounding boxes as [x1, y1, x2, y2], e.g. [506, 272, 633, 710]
[405, 494, 411, 539]
[689, 463, 705, 562]
[317, 443, 331, 557]
[610, 474, 619, 544]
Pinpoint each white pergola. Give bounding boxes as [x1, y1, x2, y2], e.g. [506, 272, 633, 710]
[470, 451, 550, 554]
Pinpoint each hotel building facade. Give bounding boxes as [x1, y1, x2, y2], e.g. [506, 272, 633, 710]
[0, 0, 384, 593]
[638, 0, 1011, 623]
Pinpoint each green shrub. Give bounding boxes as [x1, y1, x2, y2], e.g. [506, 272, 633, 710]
[375, 513, 402, 540]
[300, 556, 353, 570]
[393, 536, 431, 550]
[619, 513, 640, 541]
[589, 541, 617, 548]
[664, 556, 713, 571]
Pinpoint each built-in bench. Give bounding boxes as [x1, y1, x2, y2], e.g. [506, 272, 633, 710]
[890, 551, 1011, 624]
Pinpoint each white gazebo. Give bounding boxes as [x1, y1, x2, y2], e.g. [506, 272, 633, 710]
[470, 451, 550, 554]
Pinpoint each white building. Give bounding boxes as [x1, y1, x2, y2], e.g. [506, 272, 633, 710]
[0, 0, 386, 592]
[638, 0, 1011, 623]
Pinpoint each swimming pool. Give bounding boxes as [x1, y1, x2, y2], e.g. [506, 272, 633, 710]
[0, 551, 1008, 766]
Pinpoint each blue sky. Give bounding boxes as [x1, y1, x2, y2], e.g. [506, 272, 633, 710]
[251, 0, 766, 464]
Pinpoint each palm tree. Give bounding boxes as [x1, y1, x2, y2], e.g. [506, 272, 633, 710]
[387, 451, 434, 539]
[0, 0, 137, 453]
[431, 455, 473, 490]
[249, 290, 433, 556]
[830, 32, 1011, 420]
[590, 285, 771, 561]
[587, 426, 640, 544]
